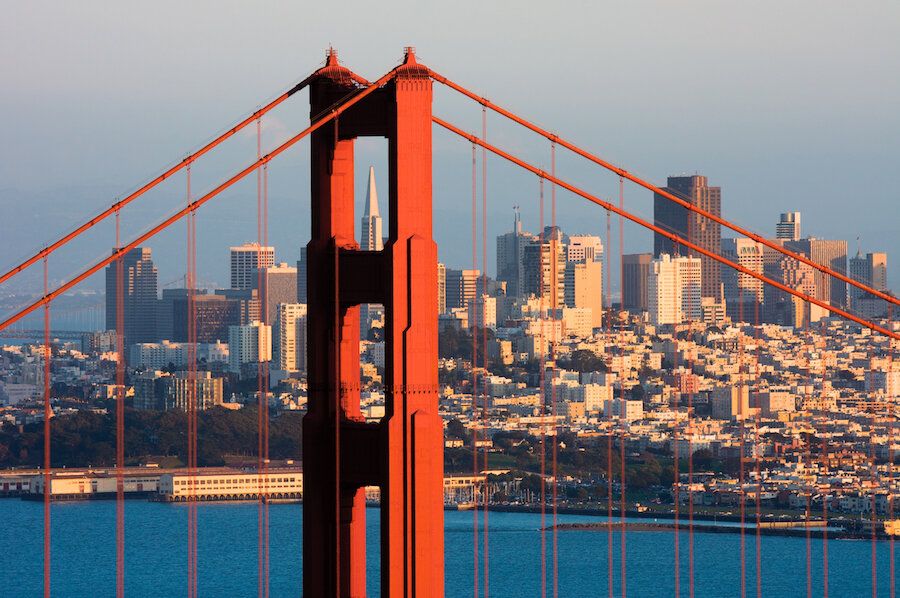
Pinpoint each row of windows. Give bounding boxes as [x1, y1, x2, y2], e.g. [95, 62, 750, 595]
[174, 477, 297, 485]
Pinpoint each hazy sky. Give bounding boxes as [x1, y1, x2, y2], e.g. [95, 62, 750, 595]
[1, 1, 898, 306]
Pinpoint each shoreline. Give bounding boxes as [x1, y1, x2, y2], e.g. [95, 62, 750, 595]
[454, 503, 897, 541]
[548, 521, 892, 541]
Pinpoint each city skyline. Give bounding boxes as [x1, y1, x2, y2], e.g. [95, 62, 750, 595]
[0, 3, 897, 297]
[1, 21, 899, 594]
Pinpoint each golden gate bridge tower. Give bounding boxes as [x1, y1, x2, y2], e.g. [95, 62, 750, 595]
[303, 48, 444, 597]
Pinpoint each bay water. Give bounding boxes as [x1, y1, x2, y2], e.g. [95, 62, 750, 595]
[1, 500, 896, 596]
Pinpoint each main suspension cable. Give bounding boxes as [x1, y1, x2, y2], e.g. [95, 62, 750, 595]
[431, 117, 900, 342]
[0, 76, 316, 288]
[0, 71, 397, 334]
[428, 71, 898, 310]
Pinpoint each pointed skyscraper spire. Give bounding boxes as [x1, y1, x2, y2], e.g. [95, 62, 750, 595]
[364, 166, 379, 218]
[360, 166, 383, 251]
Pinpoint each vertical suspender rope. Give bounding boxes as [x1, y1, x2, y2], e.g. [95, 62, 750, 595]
[687, 318, 695, 598]
[550, 140, 559, 598]
[804, 313, 812, 598]
[262, 159, 271, 598]
[43, 254, 51, 598]
[754, 277, 762, 598]
[539, 176, 547, 598]
[192, 164, 200, 598]
[256, 114, 268, 598]
[618, 175, 626, 598]
[186, 162, 198, 598]
[819, 319, 828, 598]
[115, 207, 125, 598]
[739, 287, 747, 598]
[185, 169, 192, 598]
[470, 141, 479, 598]
[685, 191, 695, 598]
[481, 106, 490, 598]
[605, 207, 613, 598]
[869, 338, 877, 598]
[192, 199, 199, 598]
[257, 115, 264, 598]
[672, 240, 680, 598]
[889, 304, 895, 598]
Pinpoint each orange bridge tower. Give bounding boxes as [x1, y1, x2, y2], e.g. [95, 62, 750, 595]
[303, 47, 444, 597]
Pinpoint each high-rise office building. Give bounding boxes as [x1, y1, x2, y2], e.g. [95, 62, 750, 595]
[156, 288, 194, 341]
[437, 262, 446, 315]
[253, 263, 298, 325]
[776, 212, 801, 241]
[445, 268, 480, 311]
[522, 230, 566, 309]
[360, 166, 384, 251]
[105, 247, 158, 347]
[567, 235, 604, 264]
[721, 238, 764, 322]
[647, 254, 701, 326]
[172, 294, 241, 343]
[214, 288, 260, 325]
[654, 175, 721, 300]
[230, 243, 274, 290]
[785, 238, 847, 309]
[564, 260, 603, 328]
[763, 243, 822, 327]
[496, 207, 535, 300]
[622, 253, 652, 312]
[358, 167, 384, 339]
[849, 251, 888, 317]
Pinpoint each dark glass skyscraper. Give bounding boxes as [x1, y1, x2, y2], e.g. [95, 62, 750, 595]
[105, 247, 158, 347]
[654, 175, 722, 300]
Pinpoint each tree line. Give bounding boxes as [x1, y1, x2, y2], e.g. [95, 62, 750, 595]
[0, 406, 302, 468]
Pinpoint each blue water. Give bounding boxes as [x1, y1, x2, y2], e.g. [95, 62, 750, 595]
[1, 500, 897, 597]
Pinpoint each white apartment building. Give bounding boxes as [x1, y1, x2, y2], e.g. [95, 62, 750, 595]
[276, 303, 308, 373]
[468, 295, 497, 330]
[607, 398, 643, 422]
[647, 254, 701, 325]
[130, 341, 229, 370]
[228, 321, 272, 373]
[556, 307, 594, 338]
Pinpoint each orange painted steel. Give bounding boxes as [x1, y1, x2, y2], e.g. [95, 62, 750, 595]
[0, 71, 394, 336]
[429, 72, 899, 311]
[471, 142, 480, 598]
[42, 258, 51, 598]
[115, 212, 125, 598]
[304, 48, 443, 597]
[433, 116, 900, 343]
[0, 77, 315, 288]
